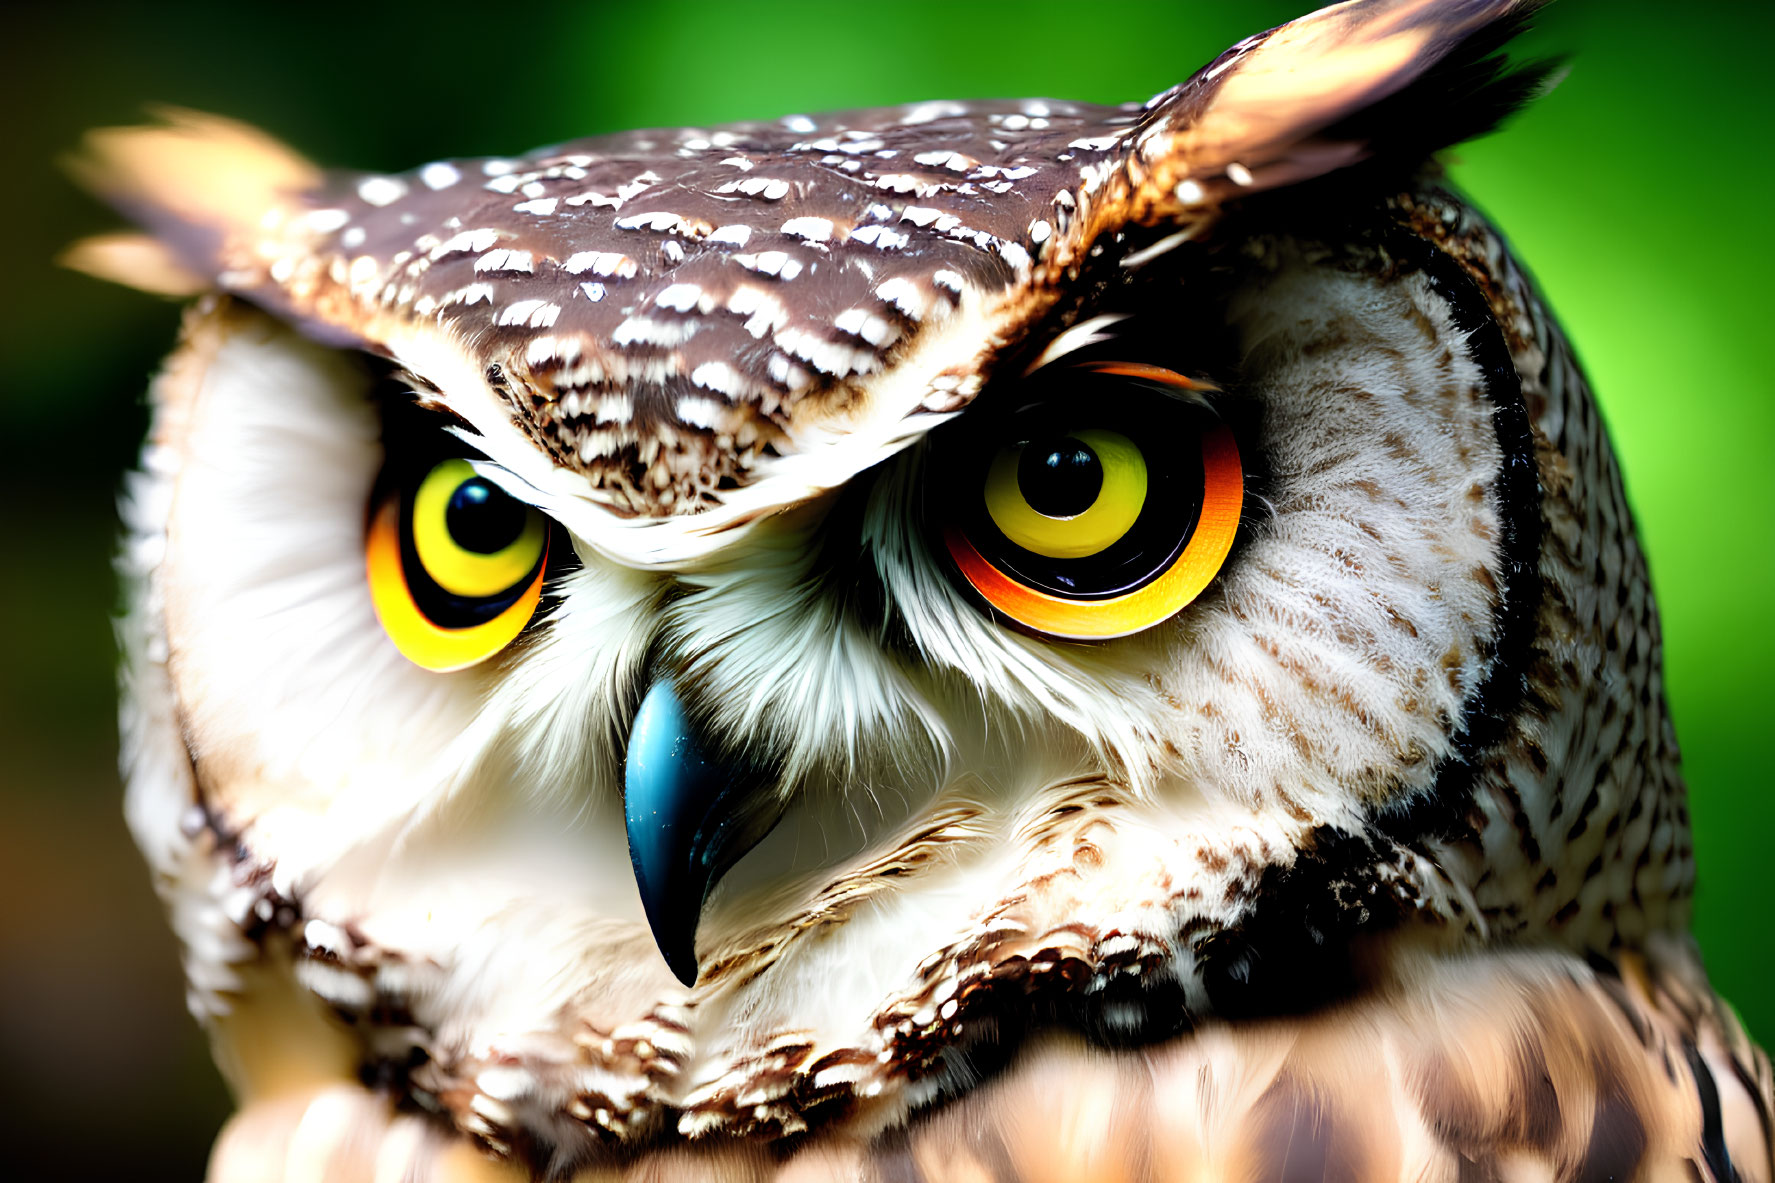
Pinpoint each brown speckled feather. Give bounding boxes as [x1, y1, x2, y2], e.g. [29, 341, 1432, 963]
[204, 942, 1772, 1182]
[71, 0, 1542, 518]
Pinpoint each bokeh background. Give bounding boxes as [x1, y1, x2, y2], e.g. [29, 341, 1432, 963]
[2, 1, 1768, 1177]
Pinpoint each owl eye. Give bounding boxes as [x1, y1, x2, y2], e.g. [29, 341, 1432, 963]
[366, 456, 551, 672]
[938, 364, 1243, 640]
[983, 429, 1148, 560]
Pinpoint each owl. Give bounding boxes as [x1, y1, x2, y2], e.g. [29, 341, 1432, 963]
[65, 0, 1773, 1179]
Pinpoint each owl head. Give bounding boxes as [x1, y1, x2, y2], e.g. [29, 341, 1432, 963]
[72, 0, 1691, 1173]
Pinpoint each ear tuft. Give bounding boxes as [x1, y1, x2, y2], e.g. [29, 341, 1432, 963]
[63, 107, 317, 281]
[1129, 0, 1558, 220]
[60, 231, 207, 296]
[1318, 5, 1564, 162]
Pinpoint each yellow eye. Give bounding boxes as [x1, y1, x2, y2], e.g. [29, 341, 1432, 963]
[412, 459, 547, 597]
[366, 458, 550, 672]
[984, 429, 1148, 559]
[939, 363, 1243, 641]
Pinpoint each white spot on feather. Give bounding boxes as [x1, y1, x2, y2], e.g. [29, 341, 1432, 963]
[849, 225, 908, 250]
[912, 149, 975, 172]
[675, 396, 723, 429]
[655, 283, 707, 312]
[899, 100, 966, 125]
[302, 920, 350, 958]
[475, 249, 534, 273]
[304, 208, 350, 233]
[357, 176, 408, 207]
[526, 335, 582, 366]
[420, 162, 461, 190]
[716, 176, 791, 200]
[733, 251, 803, 280]
[874, 277, 925, 320]
[612, 316, 699, 347]
[775, 326, 877, 378]
[615, 210, 703, 236]
[691, 362, 748, 397]
[727, 285, 788, 337]
[562, 251, 637, 278]
[433, 228, 501, 259]
[498, 300, 559, 328]
[767, 353, 810, 390]
[780, 216, 835, 243]
[833, 307, 898, 347]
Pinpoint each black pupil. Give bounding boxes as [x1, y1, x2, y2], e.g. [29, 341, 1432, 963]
[1018, 437, 1103, 518]
[445, 477, 530, 554]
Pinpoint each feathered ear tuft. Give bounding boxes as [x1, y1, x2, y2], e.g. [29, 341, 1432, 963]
[1318, 5, 1564, 163]
[62, 107, 318, 290]
[1126, 0, 1558, 222]
[58, 231, 207, 297]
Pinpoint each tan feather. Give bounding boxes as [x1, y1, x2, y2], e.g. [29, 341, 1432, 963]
[64, 107, 318, 276]
[58, 230, 206, 296]
[194, 945, 1770, 1182]
[1126, 0, 1549, 221]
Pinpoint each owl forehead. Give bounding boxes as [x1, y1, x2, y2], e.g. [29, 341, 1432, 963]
[82, 0, 1523, 523]
[273, 98, 1159, 511]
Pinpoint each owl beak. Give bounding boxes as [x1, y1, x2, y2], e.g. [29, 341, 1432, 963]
[622, 677, 782, 987]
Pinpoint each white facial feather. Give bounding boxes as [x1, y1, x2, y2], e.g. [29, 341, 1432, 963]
[156, 316, 474, 836]
[1196, 253, 1503, 811]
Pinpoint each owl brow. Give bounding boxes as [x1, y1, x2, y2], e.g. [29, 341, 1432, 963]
[375, 391, 546, 511]
[1022, 314, 1131, 376]
[458, 448, 553, 513]
[371, 367, 484, 452]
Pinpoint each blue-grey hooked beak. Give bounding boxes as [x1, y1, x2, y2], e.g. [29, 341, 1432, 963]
[623, 677, 783, 987]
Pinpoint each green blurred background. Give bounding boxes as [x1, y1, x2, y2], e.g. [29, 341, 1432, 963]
[1, 1, 1768, 1176]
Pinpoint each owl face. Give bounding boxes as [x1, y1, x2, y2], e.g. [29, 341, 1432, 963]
[86, 0, 1691, 1167]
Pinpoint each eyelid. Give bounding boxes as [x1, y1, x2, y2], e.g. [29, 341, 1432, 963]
[1073, 362, 1219, 408]
[462, 455, 587, 539]
[1073, 361, 1212, 389]
[463, 457, 542, 503]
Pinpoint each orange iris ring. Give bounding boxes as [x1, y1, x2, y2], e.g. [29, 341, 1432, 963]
[365, 499, 547, 673]
[945, 423, 1243, 641]
[1074, 360, 1207, 389]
